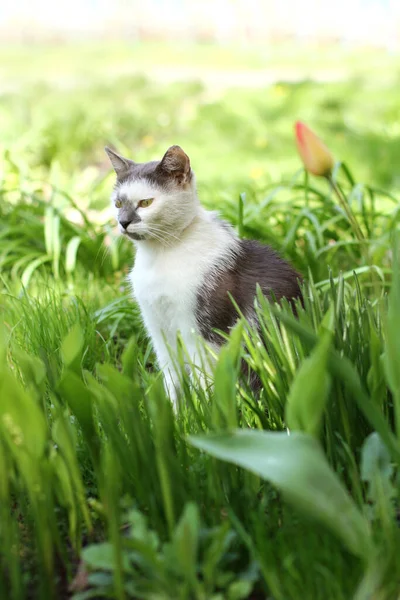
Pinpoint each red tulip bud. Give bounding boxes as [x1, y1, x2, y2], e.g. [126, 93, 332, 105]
[294, 121, 334, 177]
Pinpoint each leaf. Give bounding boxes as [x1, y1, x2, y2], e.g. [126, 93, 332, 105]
[128, 509, 159, 550]
[65, 236, 82, 274]
[360, 432, 394, 504]
[202, 522, 234, 586]
[384, 233, 400, 438]
[21, 255, 52, 288]
[12, 347, 47, 393]
[285, 308, 333, 437]
[212, 321, 242, 429]
[361, 432, 393, 483]
[58, 371, 99, 465]
[82, 543, 129, 572]
[172, 503, 200, 581]
[0, 372, 47, 458]
[121, 336, 139, 380]
[228, 579, 254, 600]
[189, 430, 372, 559]
[52, 414, 92, 534]
[61, 324, 84, 372]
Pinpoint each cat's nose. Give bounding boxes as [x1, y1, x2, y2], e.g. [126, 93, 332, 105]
[119, 220, 132, 230]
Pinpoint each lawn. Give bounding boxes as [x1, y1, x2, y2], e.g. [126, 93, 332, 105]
[1, 42, 400, 599]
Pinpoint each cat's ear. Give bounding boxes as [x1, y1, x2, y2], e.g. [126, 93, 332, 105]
[158, 145, 191, 184]
[105, 147, 134, 179]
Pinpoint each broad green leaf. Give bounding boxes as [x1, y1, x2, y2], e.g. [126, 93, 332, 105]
[189, 430, 372, 559]
[361, 432, 393, 482]
[12, 347, 47, 396]
[21, 255, 51, 288]
[82, 543, 129, 573]
[100, 447, 125, 599]
[58, 371, 99, 465]
[128, 509, 159, 550]
[52, 414, 92, 535]
[384, 234, 400, 438]
[227, 579, 254, 600]
[360, 432, 394, 504]
[12, 251, 42, 280]
[96, 363, 133, 404]
[51, 451, 77, 538]
[121, 336, 139, 380]
[61, 324, 84, 372]
[202, 522, 234, 587]
[285, 308, 333, 437]
[0, 370, 47, 458]
[213, 322, 242, 429]
[172, 503, 200, 581]
[65, 236, 82, 274]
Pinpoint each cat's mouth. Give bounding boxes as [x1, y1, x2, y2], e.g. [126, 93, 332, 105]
[124, 231, 146, 241]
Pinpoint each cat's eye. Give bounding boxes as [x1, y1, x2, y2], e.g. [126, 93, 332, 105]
[115, 199, 122, 208]
[138, 198, 154, 208]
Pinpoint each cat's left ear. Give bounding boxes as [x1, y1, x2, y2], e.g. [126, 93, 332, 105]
[105, 146, 134, 180]
[158, 145, 191, 184]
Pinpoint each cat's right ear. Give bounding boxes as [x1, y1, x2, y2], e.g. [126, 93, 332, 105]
[105, 147, 134, 179]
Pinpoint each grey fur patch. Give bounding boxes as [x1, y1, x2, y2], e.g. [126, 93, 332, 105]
[195, 233, 302, 346]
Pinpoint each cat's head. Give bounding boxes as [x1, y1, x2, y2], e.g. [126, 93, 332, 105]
[105, 145, 198, 244]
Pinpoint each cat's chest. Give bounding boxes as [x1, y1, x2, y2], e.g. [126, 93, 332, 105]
[130, 252, 199, 318]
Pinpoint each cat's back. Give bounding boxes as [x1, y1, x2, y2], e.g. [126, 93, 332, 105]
[196, 233, 302, 343]
[237, 238, 301, 302]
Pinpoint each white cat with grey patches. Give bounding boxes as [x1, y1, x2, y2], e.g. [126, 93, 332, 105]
[106, 145, 301, 405]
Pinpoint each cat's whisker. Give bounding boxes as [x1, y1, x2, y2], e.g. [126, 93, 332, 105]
[145, 226, 176, 247]
[146, 229, 173, 248]
[148, 232, 166, 245]
[151, 227, 181, 241]
[145, 226, 170, 241]
[145, 225, 181, 244]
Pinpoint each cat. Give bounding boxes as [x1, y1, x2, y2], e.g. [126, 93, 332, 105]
[106, 144, 302, 406]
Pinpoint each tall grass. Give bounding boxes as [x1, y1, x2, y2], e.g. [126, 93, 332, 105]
[1, 160, 400, 598]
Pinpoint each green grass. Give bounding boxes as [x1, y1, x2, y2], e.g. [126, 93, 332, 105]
[1, 42, 400, 599]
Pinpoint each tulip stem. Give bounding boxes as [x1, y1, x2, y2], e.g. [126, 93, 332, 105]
[328, 177, 366, 244]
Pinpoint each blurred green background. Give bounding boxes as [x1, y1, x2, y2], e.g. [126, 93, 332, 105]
[1, 40, 400, 220]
